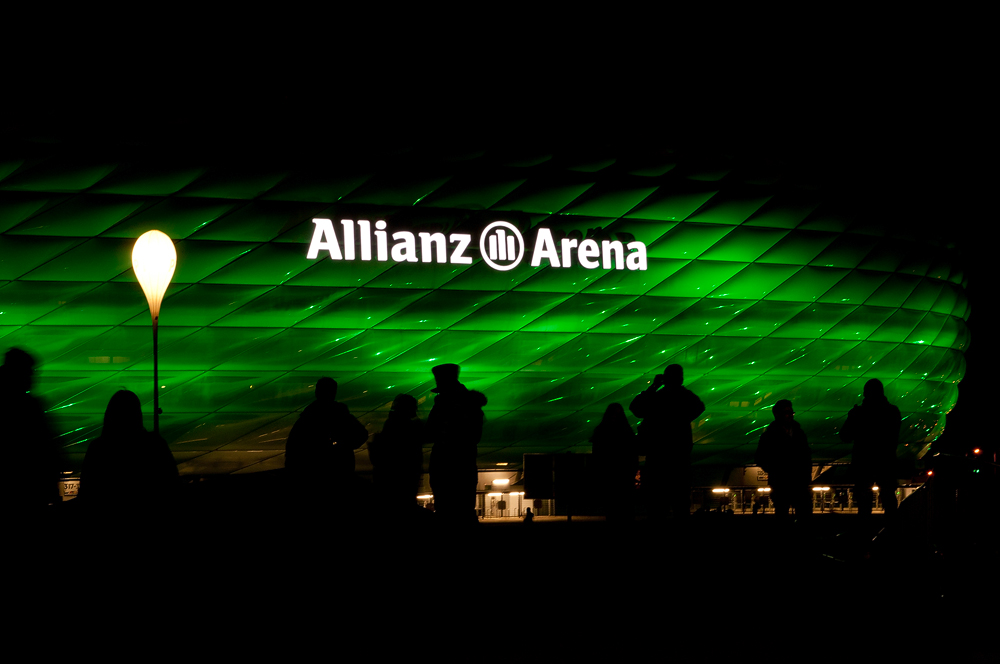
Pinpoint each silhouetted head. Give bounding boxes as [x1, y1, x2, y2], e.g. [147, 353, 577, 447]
[2, 347, 36, 393]
[103, 390, 144, 437]
[316, 377, 338, 401]
[431, 363, 461, 393]
[663, 364, 683, 386]
[863, 379, 885, 400]
[772, 399, 794, 421]
[391, 393, 418, 418]
[601, 402, 628, 426]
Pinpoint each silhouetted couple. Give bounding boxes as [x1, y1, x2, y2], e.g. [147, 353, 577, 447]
[755, 378, 901, 522]
[629, 364, 704, 521]
[286, 366, 486, 525]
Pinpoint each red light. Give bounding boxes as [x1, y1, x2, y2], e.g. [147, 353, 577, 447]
[927, 470, 934, 476]
[973, 448, 981, 455]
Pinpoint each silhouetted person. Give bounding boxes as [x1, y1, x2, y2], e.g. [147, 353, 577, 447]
[590, 403, 637, 523]
[629, 364, 704, 520]
[841, 379, 901, 519]
[755, 400, 812, 522]
[427, 364, 486, 525]
[79, 390, 179, 509]
[0, 348, 59, 511]
[286, 378, 368, 492]
[523, 507, 533, 523]
[368, 394, 424, 519]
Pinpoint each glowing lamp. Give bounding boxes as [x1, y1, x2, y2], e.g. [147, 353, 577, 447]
[132, 230, 176, 323]
[132, 230, 176, 434]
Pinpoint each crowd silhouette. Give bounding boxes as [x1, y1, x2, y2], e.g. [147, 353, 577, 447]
[1, 345, 914, 529]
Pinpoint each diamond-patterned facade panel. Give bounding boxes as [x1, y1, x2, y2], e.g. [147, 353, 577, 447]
[0, 140, 970, 475]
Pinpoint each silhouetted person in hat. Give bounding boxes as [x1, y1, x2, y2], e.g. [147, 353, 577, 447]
[369, 393, 424, 519]
[427, 364, 486, 525]
[79, 390, 179, 509]
[590, 403, 637, 523]
[841, 379, 901, 519]
[629, 364, 704, 521]
[755, 399, 812, 522]
[286, 378, 369, 492]
[0, 348, 59, 511]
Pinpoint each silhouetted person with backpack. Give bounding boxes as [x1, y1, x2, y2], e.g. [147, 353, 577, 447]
[841, 379, 901, 519]
[629, 364, 704, 521]
[286, 377, 369, 494]
[755, 399, 812, 522]
[427, 364, 486, 525]
[0, 348, 59, 512]
[79, 390, 179, 510]
[369, 393, 424, 520]
[590, 403, 637, 523]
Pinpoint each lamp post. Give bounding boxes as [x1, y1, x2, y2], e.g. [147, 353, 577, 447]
[132, 230, 176, 434]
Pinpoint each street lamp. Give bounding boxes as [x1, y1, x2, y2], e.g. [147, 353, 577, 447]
[132, 230, 176, 434]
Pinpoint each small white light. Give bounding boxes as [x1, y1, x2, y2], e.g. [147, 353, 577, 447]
[493, 478, 510, 486]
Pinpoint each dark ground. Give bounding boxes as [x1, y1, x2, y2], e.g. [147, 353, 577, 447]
[12, 471, 996, 660]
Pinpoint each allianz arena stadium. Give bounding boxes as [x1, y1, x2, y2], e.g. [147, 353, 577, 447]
[0, 135, 969, 483]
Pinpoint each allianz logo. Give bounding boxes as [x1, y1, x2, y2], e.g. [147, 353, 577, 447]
[307, 219, 648, 272]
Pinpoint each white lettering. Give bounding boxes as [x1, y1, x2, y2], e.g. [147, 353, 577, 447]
[626, 241, 647, 271]
[307, 218, 343, 260]
[375, 220, 388, 262]
[602, 240, 624, 270]
[420, 232, 447, 263]
[531, 228, 560, 267]
[450, 233, 473, 264]
[560, 238, 578, 268]
[341, 219, 355, 260]
[309, 218, 647, 272]
[358, 220, 372, 260]
[391, 231, 418, 262]
[578, 239, 600, 269]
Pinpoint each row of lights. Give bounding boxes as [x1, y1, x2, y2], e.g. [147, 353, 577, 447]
[712, 486, 879, 492]
[415, 492, 526, 499]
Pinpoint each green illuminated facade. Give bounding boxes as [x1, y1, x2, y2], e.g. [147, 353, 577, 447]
[0, 141, 969, 475]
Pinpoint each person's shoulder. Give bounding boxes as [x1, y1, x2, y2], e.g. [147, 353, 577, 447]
[683, 387, 704, 401]
[332, 400, 354, 414]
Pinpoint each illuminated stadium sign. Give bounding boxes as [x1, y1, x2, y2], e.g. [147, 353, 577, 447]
[307, 218, 648, 271]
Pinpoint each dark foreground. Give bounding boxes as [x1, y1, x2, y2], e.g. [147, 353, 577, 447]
[10, 476, 998, 661]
